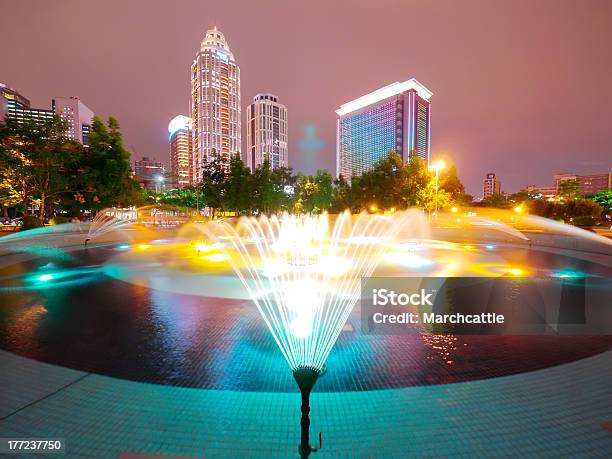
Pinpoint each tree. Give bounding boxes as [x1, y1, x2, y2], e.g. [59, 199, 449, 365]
[200, 151, 228, 216]
[591, 189, 612, 216]
[439, 165, 465, 199]
[251, 159, 278, 214]
[331, 175, 352, 213]
[480, 193, 510, 209]
[313, 170, 333, 212]
[295, 175, 317, 214]
[0, 116, 83, 221]
[81, 116, 141, 211]
[225, 155, 252, 213]
[558, 179, 581, 200]
[265, 166, 298, 213]
[558, 199, 602, 226]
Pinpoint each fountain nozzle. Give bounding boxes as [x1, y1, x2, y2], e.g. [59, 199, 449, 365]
[84, 238, 91, 246]
[293, 367, 322, 457]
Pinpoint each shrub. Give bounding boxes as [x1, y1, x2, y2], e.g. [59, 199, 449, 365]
[22, 215, 44, 230]
[50, 216, 70, 225]
[572, 215, 598, 227]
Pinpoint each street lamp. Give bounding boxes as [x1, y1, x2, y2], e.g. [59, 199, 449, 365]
[155, 175, 164, 193]
[429, 160, 446, 217]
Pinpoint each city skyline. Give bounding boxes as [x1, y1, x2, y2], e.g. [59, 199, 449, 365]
[1, 0, 611, 196]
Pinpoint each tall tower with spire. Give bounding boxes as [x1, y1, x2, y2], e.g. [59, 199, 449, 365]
[190, 27, 241, 182]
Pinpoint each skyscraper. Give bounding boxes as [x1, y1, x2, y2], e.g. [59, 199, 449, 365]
[1, 83, 94, 145]
[190, 27, 241, 182]
[335, 79, 432, 179]
[246, 93, 288, 170]
[483, 173, 501, 198]
[168, 115, 193, 188]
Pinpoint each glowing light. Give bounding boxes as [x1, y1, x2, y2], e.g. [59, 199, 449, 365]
[194, 242, 220, 253]
[370, 205, 377, 212]
[463, 245, 474, 250]
[451, 207, 458, 213]
[37, 274, 54, 282]
[203, 253, 229, 262]
[551, 270, 583, 279]
[216, 50, 229, 62]
[485, 244, 495, 250]
[336, 78, 433, 116]
[429, 160, 445, 172]
[168, 115, 193, 137]
[385, 252, 433, 269]
[136, 244, 152, 250]
[390, 207, 396, 212]
[508, 268, 524, 276]
[117, 244, 130, 250]
[514, 206, 523, 213]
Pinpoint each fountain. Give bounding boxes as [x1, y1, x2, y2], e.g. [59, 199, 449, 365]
[86, 210, 131, 245]
[205, 210, 414, 456]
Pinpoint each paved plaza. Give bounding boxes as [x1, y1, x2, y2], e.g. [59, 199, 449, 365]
[1, 349, 611, 458]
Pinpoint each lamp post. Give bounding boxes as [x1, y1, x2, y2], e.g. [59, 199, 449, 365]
[429, 160, 445, 217]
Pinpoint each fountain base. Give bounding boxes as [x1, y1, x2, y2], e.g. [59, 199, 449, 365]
[293, 367, 322, 457]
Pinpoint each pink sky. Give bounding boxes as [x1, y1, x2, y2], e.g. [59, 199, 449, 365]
[2, 0, 611, 196]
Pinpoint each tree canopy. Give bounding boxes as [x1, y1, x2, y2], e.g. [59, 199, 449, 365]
[0, 114, 142, 223]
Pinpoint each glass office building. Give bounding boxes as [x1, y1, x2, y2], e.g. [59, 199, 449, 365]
[336, 79, 432, 179]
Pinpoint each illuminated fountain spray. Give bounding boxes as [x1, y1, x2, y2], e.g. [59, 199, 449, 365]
[86, 211, 130, 245]
[206, 210, 409, 456]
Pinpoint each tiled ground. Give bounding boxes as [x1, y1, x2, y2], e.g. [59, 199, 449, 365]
[0, 349, 610, 458]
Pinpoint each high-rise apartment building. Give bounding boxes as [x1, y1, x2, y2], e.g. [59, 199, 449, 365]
[1, 83, 94, 145]
[246, 93, 288, 170]
[134, 156, 165, 191]
[168, 115, 193, 188]
[335, 79, 432, 179]
[190, 27, 241, 182]
[483, 173, 501, 198]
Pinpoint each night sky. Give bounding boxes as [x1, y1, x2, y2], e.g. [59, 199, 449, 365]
[2, 0, 611, 196]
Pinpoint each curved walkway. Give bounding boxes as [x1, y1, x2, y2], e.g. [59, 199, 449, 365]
[0, 349, 610, 458]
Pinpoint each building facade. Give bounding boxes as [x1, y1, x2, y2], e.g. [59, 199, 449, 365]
[1, 83, 94, 145]
[483, 173, 501, 198]
[190, 27, 241, 182]
[52, 97, 94, 145]
[1, 83, 54, 124]
[554, 173, 611, 195]
[335, 79, 432, 179]
[168, 115, 193, 188]
[134, 156, 166, 191]
[246, 93, 288, 170]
